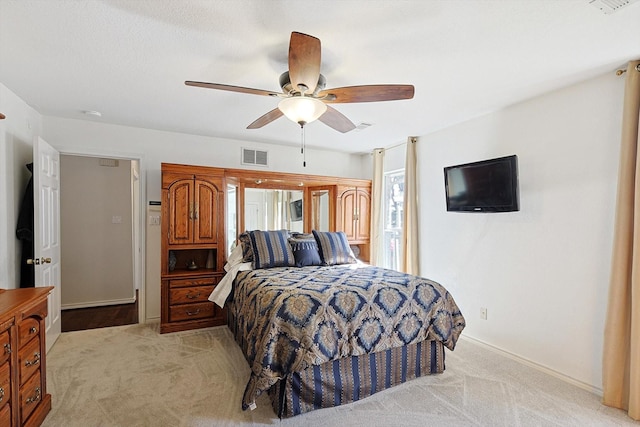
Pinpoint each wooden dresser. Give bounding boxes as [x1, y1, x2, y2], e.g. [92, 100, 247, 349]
[0, 287, 52, 427]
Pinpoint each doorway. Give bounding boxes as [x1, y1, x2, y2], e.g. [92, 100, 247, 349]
[58, 154, 141, 331]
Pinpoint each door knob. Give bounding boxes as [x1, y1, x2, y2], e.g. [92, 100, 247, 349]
[26, 257, 52, 265]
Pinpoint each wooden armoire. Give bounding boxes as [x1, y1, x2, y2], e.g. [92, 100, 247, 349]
[160, 163, 227, 333]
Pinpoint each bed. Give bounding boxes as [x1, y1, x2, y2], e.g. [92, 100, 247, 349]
[210, 229, 465, 418]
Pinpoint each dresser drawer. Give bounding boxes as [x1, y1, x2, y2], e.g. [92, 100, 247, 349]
[0, 330, 9, 365]
[0, 361, 10, 407]
[169, 277, 219, 288]
[20, 370, 41, 423]
[18, 317, 40, 349]
[0, 401, 10, 427]
[169, 302, 215, 322]
[170, 285, 214, 305]
[19, 336, 41, 386]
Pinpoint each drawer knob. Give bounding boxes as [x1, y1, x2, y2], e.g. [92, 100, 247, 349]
[25, 387, 41, 404]
[186, 309, 201, 316]
[25, 352, 41, 367]
[3, 343, 9, 355]
[0, 386, 4, 403]
[30, 326, 37, 334]
[186, 292, 201, 299]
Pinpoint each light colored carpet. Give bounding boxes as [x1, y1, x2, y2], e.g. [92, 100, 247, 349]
[41, 322, 636, 427]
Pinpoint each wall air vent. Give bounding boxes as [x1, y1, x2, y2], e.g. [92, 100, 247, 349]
[242, 148, 268, 167]
[589, 0, 639, 14]
[98, 158, 119, 167]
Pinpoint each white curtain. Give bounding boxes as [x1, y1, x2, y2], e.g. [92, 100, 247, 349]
[370, 148, 385, 266]
[603, 59, 640, 421]
[268, 190, 280, 230]
[401, 137, 419, 275]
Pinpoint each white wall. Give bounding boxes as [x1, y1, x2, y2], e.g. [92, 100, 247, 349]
[60, 155, 134, 308]
[417, 71, 623, 391]
[0, 83, 43, 289]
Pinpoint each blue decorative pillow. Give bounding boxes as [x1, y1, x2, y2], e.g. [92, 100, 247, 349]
[288, 234, 322, 267]
[249, 230, 295, 269]
[312, 230, 357, 266]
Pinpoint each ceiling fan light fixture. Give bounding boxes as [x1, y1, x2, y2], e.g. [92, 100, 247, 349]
[278, 96, 327, 126]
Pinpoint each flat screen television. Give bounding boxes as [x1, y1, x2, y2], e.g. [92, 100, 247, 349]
[444, 155, 519, 212]
[290, 199, 303, 221]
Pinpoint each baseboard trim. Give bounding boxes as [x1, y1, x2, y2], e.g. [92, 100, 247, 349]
[62, 297, 136, 310]
[459, 334, 603, 396]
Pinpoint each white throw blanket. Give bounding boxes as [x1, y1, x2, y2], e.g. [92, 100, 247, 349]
[208, 244, 252, 307]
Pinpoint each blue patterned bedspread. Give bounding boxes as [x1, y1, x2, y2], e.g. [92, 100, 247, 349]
[231, 264, 466, 410]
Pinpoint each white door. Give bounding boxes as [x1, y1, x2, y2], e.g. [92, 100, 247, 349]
[245, 202, 261, 230]
[33, 136, 62, 351]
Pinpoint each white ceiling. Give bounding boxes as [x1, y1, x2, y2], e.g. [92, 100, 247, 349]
[1, 0, 639, 154]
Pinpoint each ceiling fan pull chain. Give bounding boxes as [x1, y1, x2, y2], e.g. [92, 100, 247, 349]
[301, 125, 307, 167]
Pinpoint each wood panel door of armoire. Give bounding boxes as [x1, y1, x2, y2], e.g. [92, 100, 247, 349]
[337, 186, 371, 244]
[167, 176, 220, 245]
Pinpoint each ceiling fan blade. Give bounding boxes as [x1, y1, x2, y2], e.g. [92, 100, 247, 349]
[185, 81, 280, 97]
[318, 84, 415, 103]
[318, 106, 356, 133]
[247, 108, 284, 129]
[288, 32, 321, 95]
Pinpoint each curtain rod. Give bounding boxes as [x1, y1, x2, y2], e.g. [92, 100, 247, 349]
[616, 63, 640, 76]
[384, 137, 418, 152]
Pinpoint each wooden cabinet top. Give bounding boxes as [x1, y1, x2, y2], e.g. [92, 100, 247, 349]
[0, 287, 53, 323]
[162, 164, 225, 189]
[161, 162, 371, 190]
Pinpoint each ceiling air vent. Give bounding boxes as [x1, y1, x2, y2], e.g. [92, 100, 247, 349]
[589, 0, 639, 14]
[355, 122, 373, 132]
[242, 148, 268, 167]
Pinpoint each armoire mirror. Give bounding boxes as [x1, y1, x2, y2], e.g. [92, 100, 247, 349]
[310, 189, 330, 232]
[244, 188, 304, 233]
[223, 168, 365, 261]
[226, 184, 237, 256]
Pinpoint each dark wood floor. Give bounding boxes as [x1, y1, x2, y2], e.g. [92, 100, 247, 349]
[61, 293, 138, 332]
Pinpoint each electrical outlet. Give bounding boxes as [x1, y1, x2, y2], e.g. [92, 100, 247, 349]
[480, 307, 487, 320]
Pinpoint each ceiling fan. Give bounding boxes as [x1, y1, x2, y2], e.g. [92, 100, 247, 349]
[185, 32, 415, 133]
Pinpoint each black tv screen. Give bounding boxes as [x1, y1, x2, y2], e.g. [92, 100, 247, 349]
[290, 199, 303, 221]
[444, 155, 519, 212]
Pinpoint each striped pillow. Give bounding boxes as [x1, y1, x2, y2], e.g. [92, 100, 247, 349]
[249, 230, 295, 269]
[312, 230, 357, 266]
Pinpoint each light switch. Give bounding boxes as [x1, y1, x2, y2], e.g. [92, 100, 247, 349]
[148, 215, 160, 226]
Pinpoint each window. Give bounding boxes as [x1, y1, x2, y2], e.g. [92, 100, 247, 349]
[382, 170, 404, 270]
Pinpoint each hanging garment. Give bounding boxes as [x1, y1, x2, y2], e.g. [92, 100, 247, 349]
[16, 163, 34, 288]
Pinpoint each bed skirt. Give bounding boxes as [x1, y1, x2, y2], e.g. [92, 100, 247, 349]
[268, 338, 445, 418]
[228, 305, 445, 417]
